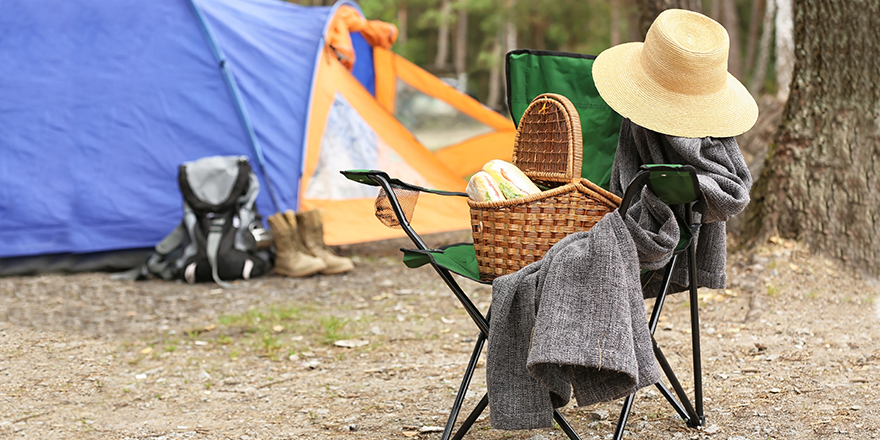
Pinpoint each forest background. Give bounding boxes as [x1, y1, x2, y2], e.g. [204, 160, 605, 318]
[293, 0, 789, 114]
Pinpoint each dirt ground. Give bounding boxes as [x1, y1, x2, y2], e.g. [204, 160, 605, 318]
[1, 231, 879, 440]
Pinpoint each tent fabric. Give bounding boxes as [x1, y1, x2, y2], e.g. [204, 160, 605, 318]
[0, 0, 330, 259]
[0, 0, 514, 266]
[374, 48, 517, 178]
[298, 41, 474, 245]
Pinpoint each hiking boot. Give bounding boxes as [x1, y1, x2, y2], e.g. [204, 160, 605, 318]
[267, 211, 326, 277]
[296, 209, 354, 275]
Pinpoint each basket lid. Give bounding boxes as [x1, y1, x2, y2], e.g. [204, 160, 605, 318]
[511, 93, 583, 184]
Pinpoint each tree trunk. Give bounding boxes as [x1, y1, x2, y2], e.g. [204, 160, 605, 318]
[720, 0, 742, 80]
[434, 0, 451, 70]
[744, 0, 880, 276]
[486, 36, 503, 111]
[744, 0, 765, 76]
[504, 0, 518, 52]
[748, 0, 775, 95]
[774, 0, 794, 101]
[708, 0, 720, 21]
[530, 21, 548, 50]
[397, 4, 408, 49]
[611, 0, 622, 46]
[627, 2, 641, 42]
[638, 0, 702, 38]
[454, 2, 468, 89]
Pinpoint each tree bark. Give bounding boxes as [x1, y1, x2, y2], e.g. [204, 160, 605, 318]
[638, 0, 702, 38]
[744, 0, 880, 276]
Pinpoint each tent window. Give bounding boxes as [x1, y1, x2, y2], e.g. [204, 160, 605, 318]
[394, 79, 494, 151]
[306, 94, 429, 200]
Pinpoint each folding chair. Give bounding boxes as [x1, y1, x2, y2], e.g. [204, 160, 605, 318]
[341, 50, 707, 440]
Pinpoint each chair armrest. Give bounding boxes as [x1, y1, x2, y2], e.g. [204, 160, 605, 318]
[340, 169, 468, 197]
[619, 164, 701, 217]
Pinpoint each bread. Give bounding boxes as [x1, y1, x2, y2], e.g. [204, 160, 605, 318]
[466, 171, 505, 202]
[481, 159, 540, 199]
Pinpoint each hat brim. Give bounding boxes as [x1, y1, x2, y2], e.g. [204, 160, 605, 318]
[593, 42, 758, 138]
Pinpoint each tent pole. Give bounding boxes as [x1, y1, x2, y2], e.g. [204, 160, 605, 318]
[185, 0, 281, 213]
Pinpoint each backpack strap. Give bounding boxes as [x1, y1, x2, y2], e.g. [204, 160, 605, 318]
[205, 216, 236, 288]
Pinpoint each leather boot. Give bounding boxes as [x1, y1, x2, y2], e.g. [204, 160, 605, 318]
[296, 209, 354, 275]
[267, 210, 326, 277]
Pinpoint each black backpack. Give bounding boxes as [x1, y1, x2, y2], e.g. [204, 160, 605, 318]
[125, 156, 273, 286]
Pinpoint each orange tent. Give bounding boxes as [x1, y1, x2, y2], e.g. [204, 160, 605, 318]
[298, 3, 515, 245]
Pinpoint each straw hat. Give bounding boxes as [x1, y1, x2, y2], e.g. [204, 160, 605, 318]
[593, 9, 758, 138]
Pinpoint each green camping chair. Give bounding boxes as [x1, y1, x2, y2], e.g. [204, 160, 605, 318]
[341, 50, 706, 440]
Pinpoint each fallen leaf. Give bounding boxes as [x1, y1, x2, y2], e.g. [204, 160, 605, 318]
[703, 424, 721, 434]
[419, 426, 444, 433]
[334, 339, 369, 348]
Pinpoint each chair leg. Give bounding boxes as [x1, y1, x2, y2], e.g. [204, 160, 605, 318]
[553, 410, 583, 440]
[612, 393, 636, 440]
[653, 339, 699, 425]
[450, 394, 489, 440]
[441, 332, 487, 440]
[686, 231, 705, 427]
[684, 249, 706, 428]
[654, 381, 691, 422]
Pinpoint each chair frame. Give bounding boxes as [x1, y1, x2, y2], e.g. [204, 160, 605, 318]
[344, 164, 706, 440]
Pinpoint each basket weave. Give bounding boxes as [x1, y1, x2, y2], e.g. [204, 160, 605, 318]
[468, 93, 621, 282]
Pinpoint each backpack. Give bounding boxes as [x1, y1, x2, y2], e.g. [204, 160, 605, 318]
[128, 156, 273, 286]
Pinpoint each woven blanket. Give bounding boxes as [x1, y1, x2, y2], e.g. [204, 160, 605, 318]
[487, 211, 661, 430]
[611, 119, 753, 295]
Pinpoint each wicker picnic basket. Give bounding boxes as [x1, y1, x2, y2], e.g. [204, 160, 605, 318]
[468, 93, 622, 282]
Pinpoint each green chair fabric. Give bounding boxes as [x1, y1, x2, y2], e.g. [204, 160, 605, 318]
[643, 164, 701, 206]
[506, 50, 623, 190]
[402, 243, 483, 283]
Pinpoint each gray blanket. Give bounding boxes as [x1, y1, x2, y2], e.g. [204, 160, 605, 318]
[612, 119, 753, 295]
[486, 120, 752, 430]
[486, 211, 661, 429]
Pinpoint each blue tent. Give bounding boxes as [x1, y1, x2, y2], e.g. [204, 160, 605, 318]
[0, 0, 369, 268]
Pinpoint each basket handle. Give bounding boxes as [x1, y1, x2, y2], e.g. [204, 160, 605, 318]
[511, 93, 583, 185]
